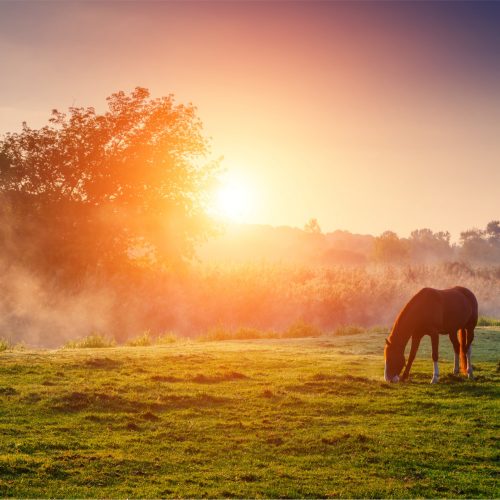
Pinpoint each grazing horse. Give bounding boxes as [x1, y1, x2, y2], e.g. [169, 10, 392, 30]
[384, 286, 478, 384]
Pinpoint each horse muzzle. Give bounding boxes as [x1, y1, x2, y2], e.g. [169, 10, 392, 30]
[384, 364, 400, 383]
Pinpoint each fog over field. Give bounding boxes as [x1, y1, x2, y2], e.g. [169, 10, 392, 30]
[0, 220, 499, 347]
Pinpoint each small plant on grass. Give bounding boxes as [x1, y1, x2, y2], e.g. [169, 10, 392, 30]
[198, 325, 231, 341]
[477, 316, 500, 327]
[282, 321, 322, 338]
[199, 326, 279, 341]
[155, 332, 179, 344]
[0, 338, 11, 352]
[64, 334, 116, 349]
[333, 325, 366, 336]
[368, 325, 389, 334]
[127, 331, 152, 347]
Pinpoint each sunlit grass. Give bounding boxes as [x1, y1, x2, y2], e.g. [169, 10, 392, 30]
[0, 338, 10, 352]
[477, 315, 500, 327]
[64, 334, 116, 349]
[0, 328, 497, 497]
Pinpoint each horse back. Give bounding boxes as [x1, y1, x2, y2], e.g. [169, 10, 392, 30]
[438, 287, 478, 332]
[398, 287, 478, 334]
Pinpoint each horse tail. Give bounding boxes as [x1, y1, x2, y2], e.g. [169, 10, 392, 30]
[458, 328, 468, 375]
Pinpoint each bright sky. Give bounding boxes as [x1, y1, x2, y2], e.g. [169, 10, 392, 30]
[1, 1, 499, 238]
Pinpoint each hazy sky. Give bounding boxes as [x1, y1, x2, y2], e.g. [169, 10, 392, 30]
[1, 1, 499, 238]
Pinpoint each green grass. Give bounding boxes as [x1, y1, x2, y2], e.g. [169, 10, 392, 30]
[477, 315, 500, 327]
[0, 329, 498, 498]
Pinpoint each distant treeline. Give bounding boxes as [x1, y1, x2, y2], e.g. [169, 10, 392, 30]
[201, 220, 500, 266]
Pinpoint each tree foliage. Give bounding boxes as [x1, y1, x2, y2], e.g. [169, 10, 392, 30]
[408, 228, 452, 262]
[304, 218, 322, 234]
[460, 221, 500, 263]
[0, 87, 218, 280]
[373, 231, 409, 263]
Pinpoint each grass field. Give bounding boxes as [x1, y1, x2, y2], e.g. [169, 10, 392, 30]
[0, 329, 498, 498]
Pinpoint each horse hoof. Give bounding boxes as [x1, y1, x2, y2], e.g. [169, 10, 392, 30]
[468, 373, 474, 380]
[430, 377, 439, 384]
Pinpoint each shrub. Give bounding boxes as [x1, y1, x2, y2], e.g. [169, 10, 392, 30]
[64, 334, 115, 349]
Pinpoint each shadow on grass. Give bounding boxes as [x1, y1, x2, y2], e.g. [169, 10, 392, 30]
[83, 358, 123, 369]
[191, 371, 248, 383]
[51, 391, 230, 413]
[151, 375, 184, 382]
[286, 373, 385, 396]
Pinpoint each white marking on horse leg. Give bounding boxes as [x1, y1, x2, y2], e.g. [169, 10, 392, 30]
[384, 363, 389, 382]
[430, 361, 439, 384]
[453, 352, 460, 375]
[467, 346, 474, 379]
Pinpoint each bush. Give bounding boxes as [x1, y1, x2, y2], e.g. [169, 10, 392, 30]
[64, 334, 116, 349]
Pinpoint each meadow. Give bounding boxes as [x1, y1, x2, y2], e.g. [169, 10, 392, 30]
[0, 328, 498, 498]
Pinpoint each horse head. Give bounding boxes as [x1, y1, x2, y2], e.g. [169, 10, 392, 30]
[384, 338, 405, 383]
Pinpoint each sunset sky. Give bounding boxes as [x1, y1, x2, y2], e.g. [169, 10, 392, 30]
[1, 1, 499, 239]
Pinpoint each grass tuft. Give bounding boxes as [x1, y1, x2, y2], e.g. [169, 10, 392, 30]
[199, 322, 321, 341]
[126, 331, 152, 347]
[0, 338, 11, 352]
[477, 315, 500, 327]
[155, 331, 179, 344]
[333, 325, 366, 336]
[282, 320, 322, 338]
[64, 334, 116, 349]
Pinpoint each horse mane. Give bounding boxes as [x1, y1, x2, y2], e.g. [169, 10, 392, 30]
[388, 288, 434, 345]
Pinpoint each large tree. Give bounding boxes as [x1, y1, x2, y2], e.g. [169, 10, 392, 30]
[0, 87, 218, 280]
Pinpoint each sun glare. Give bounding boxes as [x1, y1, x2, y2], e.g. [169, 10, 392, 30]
[212, 176, 253, 222]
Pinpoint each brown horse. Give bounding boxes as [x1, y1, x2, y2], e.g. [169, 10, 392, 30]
[384, 286, 478, 384]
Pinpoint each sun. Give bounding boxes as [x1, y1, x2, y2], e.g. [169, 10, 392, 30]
[211, 175, 253, 222]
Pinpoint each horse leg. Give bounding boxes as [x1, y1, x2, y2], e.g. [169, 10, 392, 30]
[401, 335, 421, 381]
[430, 334, 439, 384]
[448, 331, 460, 375]
[466, 328, 475, 379]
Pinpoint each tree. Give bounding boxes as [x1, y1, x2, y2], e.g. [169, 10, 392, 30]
[373, 231, 409, 263]
[408, 228, 453, 262]
[304, 218, 322, 234]
[0, 87, 219, 280]
[485, 220, 500, 243]
[459, 222, 500, 263]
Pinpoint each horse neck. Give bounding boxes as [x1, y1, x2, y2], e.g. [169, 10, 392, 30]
[388, 316, 413, 352]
